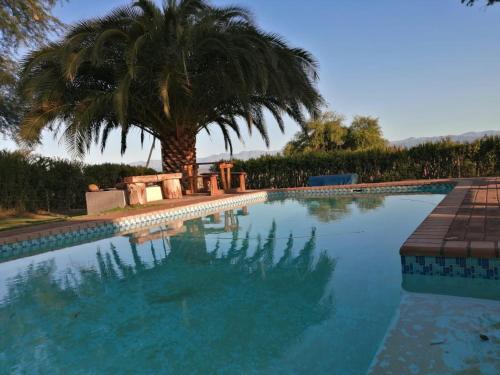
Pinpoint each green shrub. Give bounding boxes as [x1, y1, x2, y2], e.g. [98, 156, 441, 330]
[0, 151, 157, 212]
[1, 136, 499, 211]
[83, 163, 157, 188]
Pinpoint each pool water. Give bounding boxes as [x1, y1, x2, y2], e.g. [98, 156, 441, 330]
[1, 194, 499, 374]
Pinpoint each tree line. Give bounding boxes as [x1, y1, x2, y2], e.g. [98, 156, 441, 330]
[233, 137, 500, 189]
[0, 0, 496, 172]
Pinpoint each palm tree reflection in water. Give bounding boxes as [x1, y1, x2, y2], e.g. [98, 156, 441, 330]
[0, 211, 336, 374]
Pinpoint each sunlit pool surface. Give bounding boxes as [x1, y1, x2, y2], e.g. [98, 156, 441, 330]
[1, 193, 500, 374]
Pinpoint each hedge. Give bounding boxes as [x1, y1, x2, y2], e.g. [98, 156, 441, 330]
[232, 137, 500, 189]
[0, 151, 156, 212]
[2, 136, 499, 211]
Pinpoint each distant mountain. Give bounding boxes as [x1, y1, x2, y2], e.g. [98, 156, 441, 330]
[197, 150, 280, 162]
[132, 131, 500, 170]
[391, 130, 500, 148]
[131, 149, 279, 171]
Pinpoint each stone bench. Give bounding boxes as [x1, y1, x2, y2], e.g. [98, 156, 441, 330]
[123, 173, 183, 205]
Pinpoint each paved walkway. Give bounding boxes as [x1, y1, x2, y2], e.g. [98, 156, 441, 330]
[400, 177, 500, 258]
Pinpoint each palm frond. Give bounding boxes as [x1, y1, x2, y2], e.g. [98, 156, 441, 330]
[18, 0, 322, 164]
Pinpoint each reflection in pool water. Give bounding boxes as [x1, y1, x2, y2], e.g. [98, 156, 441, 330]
[0, 217, 335, 374]
[298, 195, 385, 222]
[1, 193, 499, 374]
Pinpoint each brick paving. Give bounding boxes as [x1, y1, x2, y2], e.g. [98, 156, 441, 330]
[400, 177, 500, 258]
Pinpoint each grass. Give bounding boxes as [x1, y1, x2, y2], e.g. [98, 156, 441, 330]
[0, 202, 167, 232]
[0, 210, 68, 232]
[0, 195, 204, 232]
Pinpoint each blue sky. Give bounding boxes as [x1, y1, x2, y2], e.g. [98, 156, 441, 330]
[2, 0, 500, 163]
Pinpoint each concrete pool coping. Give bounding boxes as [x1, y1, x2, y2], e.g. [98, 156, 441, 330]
[1, 178, 497, 260]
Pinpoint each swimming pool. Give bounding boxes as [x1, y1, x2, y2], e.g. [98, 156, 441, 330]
[1, 191, 499, 374]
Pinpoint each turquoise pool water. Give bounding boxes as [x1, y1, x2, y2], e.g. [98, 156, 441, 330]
[1, 193, 499, 374]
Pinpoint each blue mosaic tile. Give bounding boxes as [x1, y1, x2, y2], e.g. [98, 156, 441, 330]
[402, 255, 500, 280]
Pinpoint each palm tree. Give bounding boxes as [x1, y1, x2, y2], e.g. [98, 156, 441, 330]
[18, 0, 322, 172]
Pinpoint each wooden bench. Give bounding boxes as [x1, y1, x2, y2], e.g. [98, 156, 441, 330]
[218, 162, 247, 193]
[123, 173, 182, 205]
[182, 164, 199, 195]
[182, 162, 247, 196]
[231, 172, 247, 193]
[201, 172, 222, 196]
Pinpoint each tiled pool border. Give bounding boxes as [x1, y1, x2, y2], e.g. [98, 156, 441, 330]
[0, 180, 454, 261]
[401, 255, 500, 280]
[0, 192, 268, 260]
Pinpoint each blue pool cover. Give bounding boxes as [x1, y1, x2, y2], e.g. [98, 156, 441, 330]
[308, 173, 359, 186]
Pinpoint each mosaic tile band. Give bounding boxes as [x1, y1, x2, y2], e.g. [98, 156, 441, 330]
[401, 255, 500, 280]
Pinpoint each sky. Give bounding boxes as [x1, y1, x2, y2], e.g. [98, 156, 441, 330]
[1, 0, 500, 163]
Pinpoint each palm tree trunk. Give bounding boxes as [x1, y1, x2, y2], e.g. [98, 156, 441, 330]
[160, 132, 197, 173]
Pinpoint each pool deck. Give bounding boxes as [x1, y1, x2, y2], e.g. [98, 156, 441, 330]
[1, 177, 499, 260]
[0, 192, 262, 246]
[400, 177, 500, 259]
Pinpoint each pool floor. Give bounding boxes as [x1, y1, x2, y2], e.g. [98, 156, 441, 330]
[369, 292, 500, 374]
[0, 193, 499, 374]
